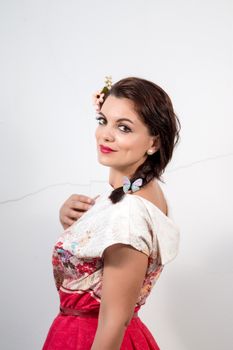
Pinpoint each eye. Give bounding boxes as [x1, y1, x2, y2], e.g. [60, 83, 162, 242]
[118, 125, 131, 133]
[95, 116, 132, 133]
[95, 116, 106, 125]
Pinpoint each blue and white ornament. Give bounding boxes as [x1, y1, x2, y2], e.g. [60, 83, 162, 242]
[123, 176, 143, 193]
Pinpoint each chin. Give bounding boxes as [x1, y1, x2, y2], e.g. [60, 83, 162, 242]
[97, 157, 112, 167]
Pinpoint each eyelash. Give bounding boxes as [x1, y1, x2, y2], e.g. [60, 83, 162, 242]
[95, 116, 132, 133]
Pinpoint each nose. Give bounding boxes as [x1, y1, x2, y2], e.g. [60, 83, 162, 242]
[101, 125, 115, 142]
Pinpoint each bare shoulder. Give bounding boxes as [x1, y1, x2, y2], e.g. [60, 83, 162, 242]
[131, 179, 168, 216]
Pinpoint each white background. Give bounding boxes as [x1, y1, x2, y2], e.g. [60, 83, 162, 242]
[0, 1, 232, 349]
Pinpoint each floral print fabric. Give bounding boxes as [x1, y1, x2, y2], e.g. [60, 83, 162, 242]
[42, 188, 179, 349]
[52, 189, 179, 306]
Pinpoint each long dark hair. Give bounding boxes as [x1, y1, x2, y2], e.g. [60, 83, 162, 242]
[100, 77, 181, 204]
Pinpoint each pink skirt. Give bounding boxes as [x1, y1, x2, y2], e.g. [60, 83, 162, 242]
[42, 290, 160, 350]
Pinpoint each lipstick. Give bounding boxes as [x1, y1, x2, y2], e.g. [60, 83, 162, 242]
[100, 145, 115, 153]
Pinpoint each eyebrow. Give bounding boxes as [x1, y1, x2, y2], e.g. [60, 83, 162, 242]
[98, 111, 134, 125]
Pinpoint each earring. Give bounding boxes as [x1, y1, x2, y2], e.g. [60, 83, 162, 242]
[147, 150, 154, 155]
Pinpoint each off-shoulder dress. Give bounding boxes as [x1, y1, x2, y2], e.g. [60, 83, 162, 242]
[42, 185, 180, 350]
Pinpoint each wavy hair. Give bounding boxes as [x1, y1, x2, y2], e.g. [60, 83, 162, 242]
[99, 77, 181, 204]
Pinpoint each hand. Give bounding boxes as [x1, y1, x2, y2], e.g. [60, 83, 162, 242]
[59, 194, 100, 229]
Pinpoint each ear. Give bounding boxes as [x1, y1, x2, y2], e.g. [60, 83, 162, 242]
[150, 135, 160, 153]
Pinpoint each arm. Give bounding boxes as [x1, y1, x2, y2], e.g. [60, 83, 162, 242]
[91, 243, 148, 350]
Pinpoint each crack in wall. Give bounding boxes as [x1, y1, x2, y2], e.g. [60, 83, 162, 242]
[0, 152, 232, 205]
[168, 152, 233, 172]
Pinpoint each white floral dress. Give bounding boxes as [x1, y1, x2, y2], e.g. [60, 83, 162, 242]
[42, 185, 180, 350]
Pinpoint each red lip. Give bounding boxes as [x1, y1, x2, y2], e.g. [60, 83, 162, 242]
[100, 145, 115, 153]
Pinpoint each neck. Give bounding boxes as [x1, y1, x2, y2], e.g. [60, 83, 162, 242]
[108, 155, 149, 189]
[108, 166, 138, 189]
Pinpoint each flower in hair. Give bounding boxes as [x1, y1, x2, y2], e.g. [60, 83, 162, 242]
[104, 76, 112, 90]
[92, 76, 112, 112]
[92, 91, 105, 112]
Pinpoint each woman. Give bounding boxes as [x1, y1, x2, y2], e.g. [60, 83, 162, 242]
[42, 77, 181, 349]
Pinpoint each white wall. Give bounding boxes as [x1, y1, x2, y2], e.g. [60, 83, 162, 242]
[0, 1, 232, 349]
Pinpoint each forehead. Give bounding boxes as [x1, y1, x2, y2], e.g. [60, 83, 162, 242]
[101, 95, 140, 122]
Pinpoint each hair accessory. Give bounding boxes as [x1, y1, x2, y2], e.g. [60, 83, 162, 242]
[92, 76, 112, 112]
[123, 176, 143, 193]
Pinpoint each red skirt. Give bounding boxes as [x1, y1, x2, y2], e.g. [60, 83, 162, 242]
[42, 290, 160, 350]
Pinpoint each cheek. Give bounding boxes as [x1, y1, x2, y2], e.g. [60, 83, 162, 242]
[121, 135, 144, 150]
[125, 137, 148, 157]
[95, 128, 99, 139]
[116, 136, 132, 149]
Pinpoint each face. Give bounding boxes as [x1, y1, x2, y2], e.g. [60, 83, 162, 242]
[95, 95, 158, 174]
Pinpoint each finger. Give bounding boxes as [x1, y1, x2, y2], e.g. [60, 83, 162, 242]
[67, 209, 85, 220]
[71, 201, 93, 211]
[66, 210, 85, 221]
[70, 194, 95, 205]
[75, 211, 85, 219]
[63, 217, 75, 227]
[61, 210, 86, 228]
